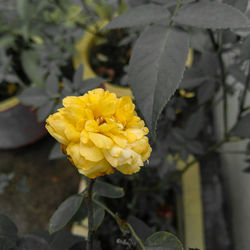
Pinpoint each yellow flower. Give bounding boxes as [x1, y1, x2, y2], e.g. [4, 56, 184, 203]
[46, 88, 152, 178]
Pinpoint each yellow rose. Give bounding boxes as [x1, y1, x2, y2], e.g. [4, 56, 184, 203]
[46, 88, 152, 178]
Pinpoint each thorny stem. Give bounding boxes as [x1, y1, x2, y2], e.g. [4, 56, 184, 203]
[93, 199, 146, 250]
[87, 179, 95, 250]
[208, 29, 228, 137]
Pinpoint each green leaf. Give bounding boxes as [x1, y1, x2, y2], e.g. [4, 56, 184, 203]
[18, 87, 49, 107]
[49, 143, 65, 160]
[73, 64, 84, 90]
[37, 101, 54, 122]
[128, 25, 189, 134]
[93, 181, 125, 198]
[145, 231, 183, 250]
[0, 214, 18, 239]
[0, 35, 15, 49]
[233, 113, 250, 138]
[173, 2, 250, 29]
[197, 81, 216, 104]
[104, 4, 170, 30]
[62, 78, 74, 97]
[93, 204, 105, 231]
[223, 0, 248, 12]
[21, 50, 42, 86]
[45, 74, 59, 97]
[49, 194, 84, 233]
[78, 77, 105, 94]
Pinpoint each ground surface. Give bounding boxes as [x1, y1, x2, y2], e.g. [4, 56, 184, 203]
[0, 136, 80, 234]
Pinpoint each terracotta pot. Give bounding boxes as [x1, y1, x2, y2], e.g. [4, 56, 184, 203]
[0, 96, 47, 149]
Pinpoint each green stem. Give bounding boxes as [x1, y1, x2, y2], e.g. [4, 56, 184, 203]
[93, 199, 146, 250]
[208, 30, 228, 137]
[87, 179, 95, 250]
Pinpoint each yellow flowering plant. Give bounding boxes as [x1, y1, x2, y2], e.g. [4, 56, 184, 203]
[46, 88, 152, 179]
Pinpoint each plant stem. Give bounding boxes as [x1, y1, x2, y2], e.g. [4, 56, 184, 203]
[87, 179, 95, 250]
[93, 199, 146, 250]
[208, 29, 228, 137]
[238, 62, 250, 120]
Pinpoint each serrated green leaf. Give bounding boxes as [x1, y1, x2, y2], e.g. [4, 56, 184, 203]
[128, 25, 189, 134]
[233, 113, 250, 138]
[223, 0, 248, 12]
[49, 194, 84, 233]
[145, 231, 183, 250]
[93, 181, 125, 198]
[18, 87, 49, 107]
[174, 2, 250, 29]
[73, 65, 84, 90]
[104, 4, 170, 30]
[37, 101, 54, 122]
[21, 50, 42, 86]
[45, 74, 59, 97]
[93, 204, 105, 231]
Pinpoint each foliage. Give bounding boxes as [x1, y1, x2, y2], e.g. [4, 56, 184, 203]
[2, 0, 250, 249]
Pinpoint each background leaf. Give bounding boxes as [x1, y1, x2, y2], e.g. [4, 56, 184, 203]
[18, 87, 49, 107]
[104, 4, 170, 30]
[223, 0, 248, 12]
[145, 231, 183, 250]
[128, 25, 189, 134]
[37, 101, 54, 122]
[233, 113, 250, 138]
[49, 194, 84, 233]
[173, 2, 250, 29]
[0, 214, 18, 239]
[73, 64, 84, 90]
[93, 181, 125, 198]
[78, 77, 105, 94]
[93, 204, 105, 231]
[45, 74, 59, 97]
[49, 143, 65, 160]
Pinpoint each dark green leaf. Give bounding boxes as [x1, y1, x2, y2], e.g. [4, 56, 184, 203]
[49, 143, 65, 160]
[184, 108, 204, 139]
[145, 231, 183, 250]
[78, 77, 105, 94]
[45, 74, 59, 97]
[21, 51, 42, 86]
[197, 81, 216, 104]
[93, 181, 125, 198]
[128, 25, 189, 134]
[223, 0, 248, 12]
[17, 235, 51, 250]
[233, 113, 250, 138]
[49, 231, 84, 250]
[174, 2, 250, 29]
[37, 101, 54, 122]
[104, 4, 170, 30]
[241, 36, 250, 60]
[18, 87, 49, 107]
[0, 214, 18, 239]
[186, 140, 204, 155]
[93, 204, 105, 231]
[180, 68, 207, 89]
[49, 194, 84, 233]
[62, 78, 74, 97]
[73, 65, 84, 90]
[0, 35, 15, 49]
[128, 216, 152, 241]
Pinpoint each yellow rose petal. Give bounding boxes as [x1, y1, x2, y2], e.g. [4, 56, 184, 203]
[89, 132, 113, 149]
[79, 143, 104, 162]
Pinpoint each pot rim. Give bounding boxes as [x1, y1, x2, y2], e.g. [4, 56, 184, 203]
[0, 96, 19, 112]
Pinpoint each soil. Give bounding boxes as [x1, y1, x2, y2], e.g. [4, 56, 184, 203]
[89, 30, 131, 86]
[0, 136, 80, 234]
